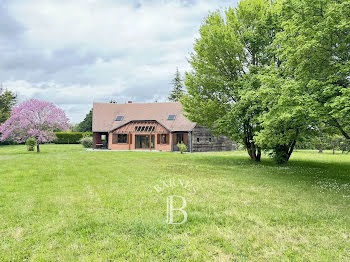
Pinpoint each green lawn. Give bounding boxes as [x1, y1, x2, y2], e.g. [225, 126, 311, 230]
[0, 145, 349, 261]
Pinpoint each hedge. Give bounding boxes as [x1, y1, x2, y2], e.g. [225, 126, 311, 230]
[54, 132, 93, 144]
[0, 141, 18, 145]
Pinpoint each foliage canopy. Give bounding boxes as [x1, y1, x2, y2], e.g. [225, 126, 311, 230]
[182, 0, 350, 163]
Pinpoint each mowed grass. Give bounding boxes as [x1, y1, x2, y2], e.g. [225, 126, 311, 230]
[0, 145, 349, 261]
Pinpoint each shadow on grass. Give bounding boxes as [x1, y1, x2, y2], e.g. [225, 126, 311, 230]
[189, 151, 350, 183]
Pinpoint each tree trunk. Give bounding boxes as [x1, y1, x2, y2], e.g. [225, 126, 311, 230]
[318, 149, 323, 153]
[287, 140, 297, 160]
[37, 142, 40, 153]
[245, 141, 261, 162]
[257, 148, 261, 161]
[274, 140, 297, 164]
[333, 118, 350, 140]
[243, 123, 261, 162]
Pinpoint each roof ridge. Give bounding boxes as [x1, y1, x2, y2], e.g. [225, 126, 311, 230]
[93, 101, 180, 105]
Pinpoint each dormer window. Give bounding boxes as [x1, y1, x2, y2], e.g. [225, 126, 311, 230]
[167, 114, 176, 120]
[115, 116, 124, 121]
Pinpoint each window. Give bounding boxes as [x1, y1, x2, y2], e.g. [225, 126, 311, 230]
[161, 134, 167, 144]
[209, 137, 212, 142]
[177, 133, 184, 143]
[197, 137, 200, 143]
[167, 115, 176, 120]
[157, 134, 168, 144]
[135, 126, 156, 132]
[117, 134, 128, 143]
[115, 116, 124, 121]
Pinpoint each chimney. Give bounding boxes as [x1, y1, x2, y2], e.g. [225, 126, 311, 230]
[128, 101, 132, 104]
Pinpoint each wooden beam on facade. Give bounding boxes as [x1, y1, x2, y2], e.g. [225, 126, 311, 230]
[149, 134, 151, 150]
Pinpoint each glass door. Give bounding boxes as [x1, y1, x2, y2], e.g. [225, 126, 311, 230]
[135, 135, 155, 149]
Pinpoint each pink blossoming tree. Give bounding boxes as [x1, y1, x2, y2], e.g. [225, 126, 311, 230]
[0, 99, 69, 152]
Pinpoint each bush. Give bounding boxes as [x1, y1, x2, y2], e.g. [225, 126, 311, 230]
[177, 142, 187, 154]
[268, 148, 289, 164]
[0, 140, 18, 145]
[25, 138, 36, 151]
[80, 135, 93, 148]
[54, 132, 92, 144]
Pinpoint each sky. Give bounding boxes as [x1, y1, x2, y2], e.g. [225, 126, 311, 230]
[0, 0, 238, 123]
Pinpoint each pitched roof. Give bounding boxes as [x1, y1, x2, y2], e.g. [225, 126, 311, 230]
[92, 102, 197, 132]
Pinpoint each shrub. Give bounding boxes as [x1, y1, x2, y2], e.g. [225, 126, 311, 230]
[0, 140, 17, 145]
[268, 148, 289, 164]
[25, 138, 36, 151]
[54, 132, 92, 144]
[177, 142, 187, 154]
[80, 135, 93, 148]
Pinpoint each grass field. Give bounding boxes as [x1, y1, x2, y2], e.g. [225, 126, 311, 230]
[0, 144, 349, 261]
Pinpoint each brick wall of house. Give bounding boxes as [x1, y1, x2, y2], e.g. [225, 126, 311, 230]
[108, 132, 172, 151]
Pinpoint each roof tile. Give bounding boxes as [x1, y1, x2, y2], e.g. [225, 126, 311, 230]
[92, 102, 196, 132]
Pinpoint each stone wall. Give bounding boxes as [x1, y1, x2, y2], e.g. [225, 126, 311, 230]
[190, 126, 237, 152]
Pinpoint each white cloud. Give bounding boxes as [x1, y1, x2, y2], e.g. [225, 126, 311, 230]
[1, 0, 237, 122]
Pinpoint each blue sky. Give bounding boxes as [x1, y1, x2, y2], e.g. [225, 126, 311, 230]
[0, 0, 238, 123]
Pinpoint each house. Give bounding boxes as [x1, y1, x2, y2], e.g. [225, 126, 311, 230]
[92, 102, 236, 152]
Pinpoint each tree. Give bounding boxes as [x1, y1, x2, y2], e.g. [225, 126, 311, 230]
[0, 87, 17, 124]
[77, 109, 92, 132]
[169, 68, 184, 102]
[182, 0, 280, 161]
[275, 0, 350, 140]
[339, 138, 350, 154]
[249, 0, 350, 163]
[253, 71, 318, 163]
[67, 123, 78, 132]
[0, 99, 69, 152]
[311, 134, 349, 154]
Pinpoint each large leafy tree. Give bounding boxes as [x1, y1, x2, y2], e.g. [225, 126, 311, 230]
[169, 68, 185, 102]
[0, 87, 17, 124]
[77, 109, 93, 132]
[0, 99, 69, 152]
[182, 0, 280, 161]
[250, 0, 350, 163]
[276, 0, 350, 139]
[254, 72, 318, 163]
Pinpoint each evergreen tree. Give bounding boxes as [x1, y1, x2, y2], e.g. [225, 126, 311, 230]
[77, 100, 117, 132]
[0, 87, 17, 124]
[168, 68, 184, 102]
[77, 109, 93, 132]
